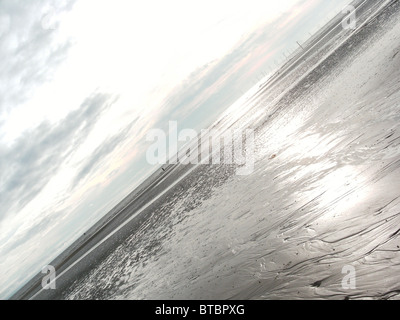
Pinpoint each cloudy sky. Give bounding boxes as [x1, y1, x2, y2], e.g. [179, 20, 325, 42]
[0, 0, 352, 298]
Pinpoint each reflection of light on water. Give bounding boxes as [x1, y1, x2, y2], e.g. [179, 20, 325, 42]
[316, 165, 371, 216]
[268, 117, 372, 224]
[282, 130, 337, 160]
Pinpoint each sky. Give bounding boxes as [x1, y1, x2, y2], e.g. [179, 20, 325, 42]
[0, 0, 352, 298]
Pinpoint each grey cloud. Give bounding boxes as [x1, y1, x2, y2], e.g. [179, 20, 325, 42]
[161, 42, 257, 129]
[0, 0, 76, 116]
[72, 120, 137, 187]
[0, 209, 63, 255]
[0, 92, 118, 221]
[160, 24, 279, 128]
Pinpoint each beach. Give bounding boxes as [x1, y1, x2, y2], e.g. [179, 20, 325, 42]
[12, 0, 400, 300]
